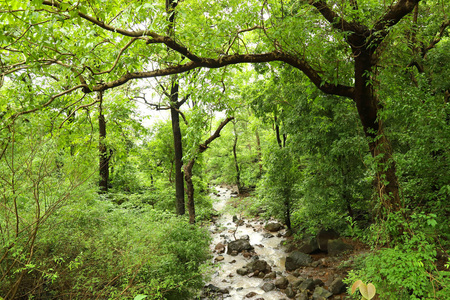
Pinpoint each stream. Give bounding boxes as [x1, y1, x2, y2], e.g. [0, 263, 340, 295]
[203, 186, 289, 299]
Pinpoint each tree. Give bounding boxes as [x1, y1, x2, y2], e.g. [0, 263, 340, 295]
[1, 0, 448, 215]
[184, 117, 233, 223]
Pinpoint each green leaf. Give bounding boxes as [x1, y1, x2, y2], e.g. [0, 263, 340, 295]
[133, 295, 147, 300]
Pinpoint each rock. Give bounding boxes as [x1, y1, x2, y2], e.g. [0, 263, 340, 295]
[327, 239, 353, 256]
[240, 234, 250, 240]
[237, 267, 249, 276]
[204, 284, 221, 293]
[275, 276, 289, 289]
[264, 271, 277, 279]
[297, 236, 319, 254]
[296, 290, 309, 300]
[261, 282, 275, 292]
[285, 251, 313, 271]
[312, 286, 333, 299]
[317, 228, 339, 252]
[237, 219, 245, 226]
[232, 215, 238, 222]
[313, 279, 324, 287]
[230, 250, 238, 256]
[215, 256, 225, 261]
[265, 222, 283, 232]
[227, 239, 254, 254]
[246, 259, 272, 274]
[292, 278, 305, 289]
[298, 278, 315, 292]
[245, 291, 258, 298]
[262, 232, 274, 238]
[285, 286, 296, 298]
[215, 242, 226, 253]
[329, 277, 346, 294]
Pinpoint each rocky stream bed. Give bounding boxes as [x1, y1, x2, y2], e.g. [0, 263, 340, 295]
[199, 186, 359, 300]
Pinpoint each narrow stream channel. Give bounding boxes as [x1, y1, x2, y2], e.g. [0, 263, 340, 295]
[205, 186, 289, 299]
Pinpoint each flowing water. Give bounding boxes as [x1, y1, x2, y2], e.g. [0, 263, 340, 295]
[205, 186, 289, 299]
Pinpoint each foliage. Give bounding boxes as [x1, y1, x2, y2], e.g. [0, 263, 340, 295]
[1, 198, 212, 299]
[346, 212, 450, 299]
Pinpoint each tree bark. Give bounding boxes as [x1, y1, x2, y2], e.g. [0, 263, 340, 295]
[184, 117, 234, 223]
[232, 120, 242, 194]
[255, 128, 262, 177]
[170, 81, 186, 215]
[98, 92, 109, 193]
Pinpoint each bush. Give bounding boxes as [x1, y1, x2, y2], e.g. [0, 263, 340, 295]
[1, 199, 212, 299]
[345, 212, 450, 299]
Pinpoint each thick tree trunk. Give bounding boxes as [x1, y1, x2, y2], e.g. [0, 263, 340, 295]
[354, 52, 401, 212]
[170, 81, 186, 215]
[98, 92, 109, 193]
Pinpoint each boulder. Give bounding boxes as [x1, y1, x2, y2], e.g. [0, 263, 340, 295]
[227, 239, 254, 254]
[261, 282, 275, 292]
[312, 286, 333, 299]
[297, 236, 319, 254]
[275, 276, 289, 289]
[215, 242, 226, 254]
[327, 239, 353, 256]
[262, 232, 275, 238]
[236, 267, 249, 276]
[298, 278, 315, 292]
[245, 292, 258, 298]
[264, 271, 277, 279]
[285, 286, 296, 298]
[246, 259, 272, 274]
[285, 251, 313, 271]
[265, 222, 283, 232]
[329, 277, 346, 294]
[317, 228, 339, 252]
[296, 290, 309, 300]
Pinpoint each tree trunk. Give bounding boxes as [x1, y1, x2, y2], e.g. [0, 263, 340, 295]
[98, 92, 109, 193]
[232, 121, 242, 194]
[184, 117, 233, 224]
[184, 160, 195, 224]
[170, 81, 186, 215]
[353, 52, 401, 212]
[255, 128, 262, 177]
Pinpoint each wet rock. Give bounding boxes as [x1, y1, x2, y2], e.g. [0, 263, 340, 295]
[261, 282, 275, 292]
[329, 277, 346, 294]
[246, 259, 272, 274]
[204, 284, 221, 293]
[265, 222, 283, 232]
[227, 239, 254, 254]
[275, 277, 289, 289]
[285, 286, 296, 298]
[327, 239, 353, 256]
[236, 267, 249, 276]
[264, 271, 277, 279]
[317, 228, 339, 252]
[297, 236, 319, 254]
[262, 233, 274, 238]
[229, 259, 236, 264]
[215, 242, 226, 253]
[245, 291, 258, 298]
[298, 278, 315, 292]
[230, 250, 238, 256]
[285, 251, 313, 271]
[215, 256, 225, 261]
[312, 286, 333, 299]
